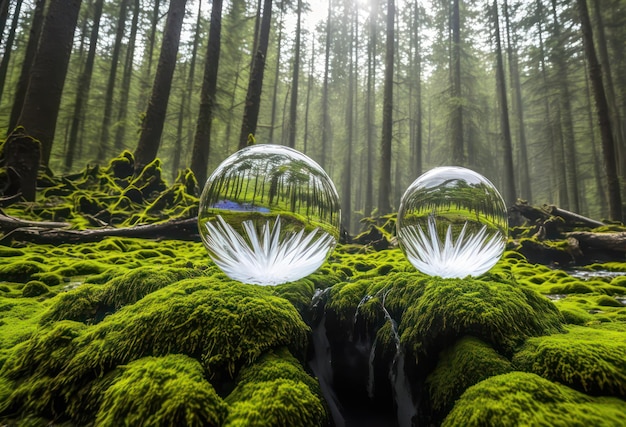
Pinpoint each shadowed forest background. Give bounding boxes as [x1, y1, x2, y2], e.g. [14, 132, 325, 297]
[0, 0, 624, 232]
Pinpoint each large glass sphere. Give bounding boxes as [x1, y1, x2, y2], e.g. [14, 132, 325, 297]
[396, 166, 508, 278]
[198, 144, 341, 285]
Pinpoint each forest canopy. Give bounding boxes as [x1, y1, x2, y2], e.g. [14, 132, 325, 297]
[0, 0, 624, 231]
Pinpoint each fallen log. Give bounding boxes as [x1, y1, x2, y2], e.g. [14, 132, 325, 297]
[566, 231, 626, 253]
[0, 217, 199, 245]
[0, 211, 70, 232]
[544, 205, 606, 228]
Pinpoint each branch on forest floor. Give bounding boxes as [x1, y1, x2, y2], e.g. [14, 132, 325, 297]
[0, 216, 199, 245]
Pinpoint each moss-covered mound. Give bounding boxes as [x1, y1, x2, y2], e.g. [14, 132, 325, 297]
[96, 354, 228, 426]
[399, 276, 565, 360]
[442, 372, 626, 426]
[0, 276, 315, 425]
[224, 348, 327, 426]
[426, 336, 513, 416]
[513, 325, 626, 397]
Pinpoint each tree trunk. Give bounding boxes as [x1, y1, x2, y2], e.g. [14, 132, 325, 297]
[238, 0, 272, 149]
[378, 0, 394, 215]
[8, 0, 45, 133]
[97, 0, 128, 161]
[173, 0, 202, 179]
[577, 0, 623, 221]
[410, 0, 423, 180]
[287, 0, 302, 149]
[364, 0, 378, 217]
[65, 0, 104, 172]
[0, 0, 22, 103]
[493, 0, 516, 206]
[134, 0, 187, 173]
[504, 0, 531, 202]
[114, 0, 140, 152]
[139, 0, 161, 109]
[551, 0, 580, 212]
[342, 1, 355, 232]
[17, 0, 82, 168]
[0, 0, 9, 47]
[269, 3, 284, 144]
[303, 38, 314, 154]
[451, 0, 464, 165]
[320, 0, 332, 169]
[191, 0, 223, 187]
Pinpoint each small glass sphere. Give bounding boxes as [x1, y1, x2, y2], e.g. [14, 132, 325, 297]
[198, 144, 341, 285]
[396, 166, 508, 278]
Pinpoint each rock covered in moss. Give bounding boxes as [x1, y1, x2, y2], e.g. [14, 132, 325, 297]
[225, 348, 327, 426]
[96, 354, 228, 426]
[426, 336, 512, 417]
[442, 372, 626, 426]
[1, 277, 312, 424]
[513, 326, 626, 397]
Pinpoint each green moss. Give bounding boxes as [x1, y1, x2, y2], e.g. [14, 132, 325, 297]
[426, 336, 512, 415]
[0, 247, 24, 257]
[22, 281, 49, 298]
[95, 355, 227, 427]
[400, 277, 564, 360]
[41, 284, 107, 324]
[224, 379, 327, 427]
[513, 326, 626, 397]
[0, 261, 45, 283]
[442, 372, 626, 426]
[31, 272, 63, 287]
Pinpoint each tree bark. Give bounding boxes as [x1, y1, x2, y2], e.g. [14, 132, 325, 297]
[504, 0, 531, 202]
[8, 0, 45, 134]
[97, 0, 128, 161]
[65, 0, 104, 172]
[378, 0, 394, 215]
[114, 0, 140, 152]
[320, 0, 332, 169]
[287, 0, 302, 149]
[551, 0, 580, 212]
[451, 0, 464, 165]
[238, 0, 272, 149]
[493, 0, 516, 206]
[134, 0, 187, 173]
[191, 0, 223, 187]
[17, 0, 82, 167]
[577, 0, 623, 221]
[268, 3, 284, 145]
[0, 0, 22, 103]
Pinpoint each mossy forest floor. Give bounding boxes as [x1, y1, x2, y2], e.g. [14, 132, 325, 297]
[0, 154, 625, 426]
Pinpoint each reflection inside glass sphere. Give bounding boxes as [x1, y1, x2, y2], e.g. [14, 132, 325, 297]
[198, 144, 341, 285]
[396, 166, 508, 278]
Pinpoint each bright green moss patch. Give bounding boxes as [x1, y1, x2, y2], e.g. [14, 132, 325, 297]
[21, 281, 49, 298]
[513, 326, 626, 397]
[426, 336, 512, 415]
[0, 296, 48, 348]
[442, 372, 626, 426]
[95, 354, 228, 427]
[225, 379, 327, 427]
[400, 277, 564, 360]
[1, 277, 311, 423]
[0, 261, 45, 283]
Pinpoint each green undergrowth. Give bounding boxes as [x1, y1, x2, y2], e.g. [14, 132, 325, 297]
[1, 151, 198, 231]
[443, 372, 626, 426]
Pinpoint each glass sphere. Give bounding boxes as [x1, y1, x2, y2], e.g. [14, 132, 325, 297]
[198, 144, 341, 285]
[396, 166, 508, 278]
